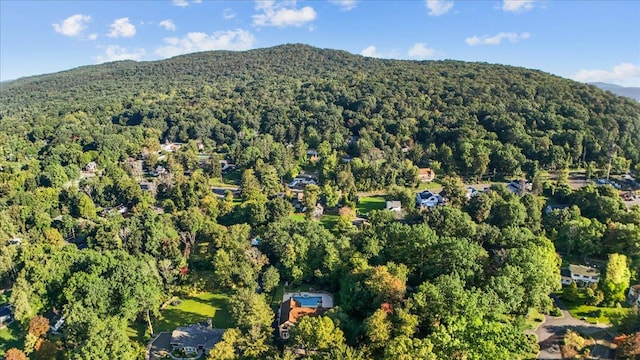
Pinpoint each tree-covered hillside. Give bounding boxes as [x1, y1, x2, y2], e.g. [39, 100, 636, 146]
[1, 44, 639, 183]
[1, 44, 640, 360]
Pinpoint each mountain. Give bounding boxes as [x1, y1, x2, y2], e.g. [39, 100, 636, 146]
[1, 44, 639, 175]
[589, 82, 640, 101]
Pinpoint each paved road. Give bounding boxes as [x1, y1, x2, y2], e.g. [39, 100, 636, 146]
[148, 332, 171, 360]
[534, 297, 611, 360]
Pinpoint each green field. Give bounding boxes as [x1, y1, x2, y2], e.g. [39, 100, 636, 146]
[562, 293, 629, 324]
[0, 322, 23, 357]
[129, 291, 232, 345]
[356, 196, 386, 214]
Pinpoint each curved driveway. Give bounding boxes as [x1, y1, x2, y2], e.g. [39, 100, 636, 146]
[534, 297, 612, 360]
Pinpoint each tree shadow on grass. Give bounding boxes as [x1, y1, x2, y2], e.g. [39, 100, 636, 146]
[0, 322, 24, 356]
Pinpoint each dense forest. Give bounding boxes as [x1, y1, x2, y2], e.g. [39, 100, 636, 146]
[0, 44, 639, 359]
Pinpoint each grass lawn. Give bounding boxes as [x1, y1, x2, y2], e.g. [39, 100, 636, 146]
[290, 213, 306, 222]
[320, 214, 339, 230]
[128, 291, 232, 345]
[356, 196, 386, 214]
[0, 322, 23, 357]
[562, 292, 629, 324]
[270, 284, 285, 310]
[416, 182, 442, 191]
[524, 308, 546, 330]
[0, 291, 9, 305]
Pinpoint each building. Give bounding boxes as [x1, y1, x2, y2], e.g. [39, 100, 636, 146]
[561, 268, 573, 286]
[466, 186, 481, 199]
[220, 160, 236, 172]
[386, 201, 402, 212]
[288, 176, 317, 188]
[0, 305, 13, 328]
[507, 180, 532, 196]
[170, 324, 224, 356]
[416, 190, 443, 208]
[84, 161, 97, 173]
[278, 293, 333, 340]
[307, 149, 320, 162]
[627, 285, 640, 306]
[568, 264, 600, 286]
[417, 168, 435, 183]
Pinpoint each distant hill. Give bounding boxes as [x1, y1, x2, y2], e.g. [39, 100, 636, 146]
[1, 44, 640, 171]
[589, 82, 640, 101]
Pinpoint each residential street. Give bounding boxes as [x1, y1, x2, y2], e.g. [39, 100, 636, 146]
[534, 297, 613, 360]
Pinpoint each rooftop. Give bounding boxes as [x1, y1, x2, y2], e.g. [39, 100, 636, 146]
[569, 264, 600, 277]
[278, 297, 326, 326]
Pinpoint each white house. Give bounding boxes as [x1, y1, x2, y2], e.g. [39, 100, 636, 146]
[386, 201, 402, 212]
[560, 268, 573, 286]
[416, 191, 443, 208]
[627, 285, 640, 306]
[220, 160, 236, 172]
[288, 176, 317, 188]
[466, 186, 481, 199]
[84, 161, 97, 173]
[568, 264, 600, 286]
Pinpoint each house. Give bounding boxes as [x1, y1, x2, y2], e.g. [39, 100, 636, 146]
[278, 293, 333, 340]
[312, 204, 324, 219]
[568, 264, 600, 286]
[170, 324, 224, 356]
[84, 161, 97, 173]
[417, 168, 436, 183]
[507, 180, 532, 196]
[307, 149, 320, 162]
[545, 204, 569, 215]
[50, 316, 65, 334]
[561, 268, 573, 286]
[386, 201, 402, 212]
[416, 191, 443, 208]
[627, 285, 640, 306]
[220, 160, 236, 172]
[160, 142, 184, 153]
[466, 186, 481, 199]
[7, 237, 22, 245]
[288, 176, 317, 188]
[150, 165, 167, 177]
[0, 305, 13, 328]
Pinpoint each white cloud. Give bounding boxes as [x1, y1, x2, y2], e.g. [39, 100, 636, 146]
[502, 0, 536, 13]
[95, 45, 145, 63]
[88, 33, 98, 40]
[223, 8, 236, 19]
[172, 0, 202, 7]
[465, 32, 530, 46]
[361, 45, 382, 58]
[52, 14, 92, 37]
[426, 0, 453, 16]
[155, 29, 256, 58]
[108, 18, 136, 38]
[407, 43, 436, 59]
[253, 1, 317, 27]
[573, 63, 640, 87]
[330, 0, 358, 11]
[159, 19, 176, 31]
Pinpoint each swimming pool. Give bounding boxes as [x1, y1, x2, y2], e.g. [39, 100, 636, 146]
[293, 296, 323, 307]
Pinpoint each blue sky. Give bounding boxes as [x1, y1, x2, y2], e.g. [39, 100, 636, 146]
[1, 0, 639, 86]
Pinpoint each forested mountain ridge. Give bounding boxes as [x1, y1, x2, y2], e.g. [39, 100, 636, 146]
[1, 43, 639, 181]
